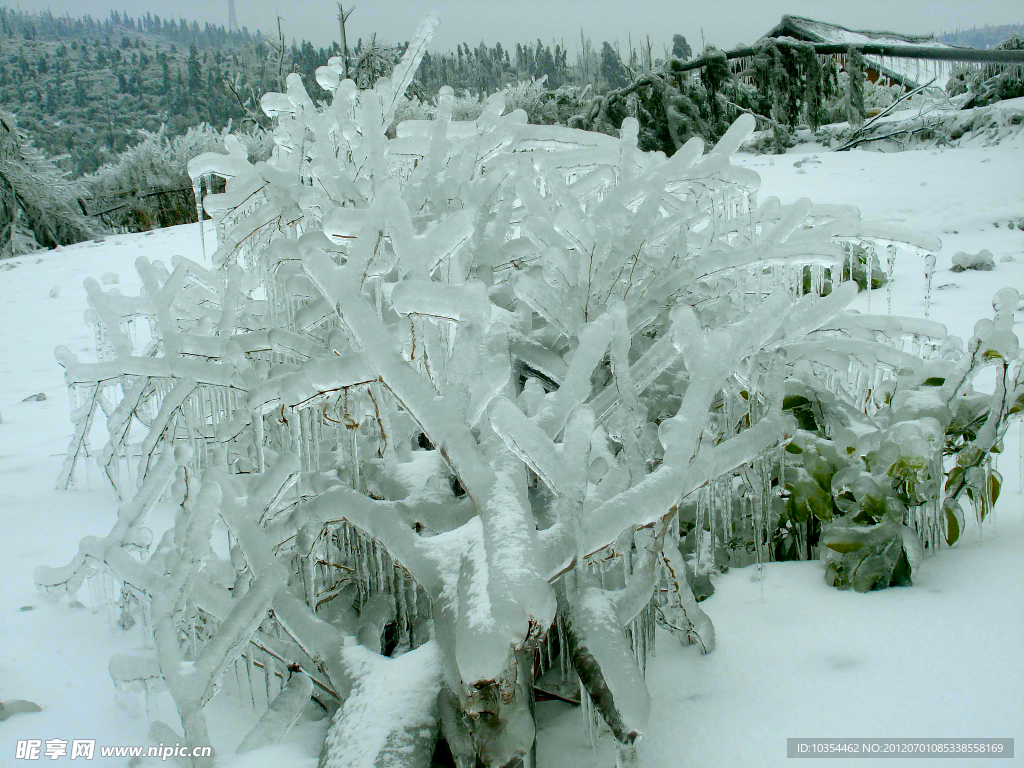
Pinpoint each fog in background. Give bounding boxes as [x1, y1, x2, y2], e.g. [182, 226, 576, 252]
[20, 0, 1021, 56]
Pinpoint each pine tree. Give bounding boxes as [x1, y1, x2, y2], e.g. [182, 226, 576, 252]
[672, 34, 692, 60]
[73, 75, 88, 107]
[161, 56, 170, 94]
[187, 42, 201, 92]
[600, 41, 628, 89]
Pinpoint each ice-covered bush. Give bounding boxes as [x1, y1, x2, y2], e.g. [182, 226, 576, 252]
[947, 34, 1024, 108]
[37, 19, 1023, 768]
[397, 79, 593, 131]
[951, 249, 995, 272]
[776, 300, 1020, 589]
[85, 124, 272, 232]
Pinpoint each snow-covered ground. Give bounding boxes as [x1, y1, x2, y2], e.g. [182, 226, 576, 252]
[1, 136, 1021, 766]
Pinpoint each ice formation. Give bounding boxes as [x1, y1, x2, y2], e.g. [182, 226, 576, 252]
[36, 19, 1024, 768]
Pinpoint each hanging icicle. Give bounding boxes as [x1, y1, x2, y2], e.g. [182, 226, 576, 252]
[924, 253, 936, 320]
[694, 483, 707, 572]
[886, 244, 897, 315]
[193, 175, 207, 261]
[865, 244, 876, 313]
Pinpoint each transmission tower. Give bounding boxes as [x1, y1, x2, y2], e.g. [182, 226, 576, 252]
[228, 0, 238, 32]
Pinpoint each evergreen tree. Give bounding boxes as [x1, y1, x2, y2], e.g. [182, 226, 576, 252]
[73, 75, 88, 107]
[187, 42, 201, 92]
[672, 34, 692, 60]
[600, 41, 628, 88]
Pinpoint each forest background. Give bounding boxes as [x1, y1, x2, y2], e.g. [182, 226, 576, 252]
[0, 6, 1019, 256]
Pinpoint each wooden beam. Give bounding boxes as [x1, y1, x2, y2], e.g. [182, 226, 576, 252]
[668, 40, 1024, 76]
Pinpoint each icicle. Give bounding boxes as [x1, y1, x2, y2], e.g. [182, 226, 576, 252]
[647, 602, 655, 660]
[865, 245, 874, 313]
[259, 648, 273, 709]
[923, 253, 936, 320]
[886, 244, 896, 314]
[349, 428, 360, 493]
[189, 609, 200, 660]
[384, 550, 395, 598]
[748, 190, 758, 244]
[235, 656, 254, 711]
[194, 175, 206, 261]
[724, 475, 734, 544]
[360, 535, 371, 602]
[694, 485, 706, 571]
[754, 455, 770, 564]
[748, 465, 766, 581]
[87, 569, 101, 614]
[139, 596, 153, 649]
[322, 534, 335, 594]
[374, 541, 385, 593]
[627, 620, 637, 667]
[709, 476, 718, 568]
[407, 576, 419, 648]
[634, 614, 643, 671]
[557, 614, 568, 680]
[142, 680, 159, 726]
[580, 679, 593, 750]
[113, 678, 142, 718]
[986, 455, 996, 534]
[267, 655, 281, 703]
[350, 533, 362, 607]
[244, 647, 258, 709]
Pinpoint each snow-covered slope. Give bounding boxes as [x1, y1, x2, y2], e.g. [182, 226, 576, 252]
[1, 135, 1021, 765]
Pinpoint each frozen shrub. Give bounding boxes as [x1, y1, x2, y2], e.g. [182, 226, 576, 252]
[951, 249, 995, 272]
[36, 18, 1024, 768]
[84, 124, 272, 232]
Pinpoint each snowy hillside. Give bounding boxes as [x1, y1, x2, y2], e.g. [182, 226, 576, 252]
[1, 134, 1022, 768]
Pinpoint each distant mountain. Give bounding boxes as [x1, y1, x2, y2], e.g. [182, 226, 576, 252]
[0, 7, 341, 175]
[938, 24, 1024, 50]
[0, 7, 689, 180]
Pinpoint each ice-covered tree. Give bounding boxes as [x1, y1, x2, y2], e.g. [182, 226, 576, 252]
[0, 111, 100, 256]
[843, 46, 867, 127]
[37, 17, 1022, 768]
[948, 33, 1024, 108]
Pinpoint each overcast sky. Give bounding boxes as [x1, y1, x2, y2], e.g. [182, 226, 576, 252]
[20, 1, 1022, 57]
